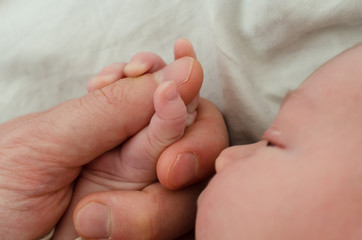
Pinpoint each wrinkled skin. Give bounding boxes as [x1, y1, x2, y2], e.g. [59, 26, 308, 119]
[0, 40, 229, 239]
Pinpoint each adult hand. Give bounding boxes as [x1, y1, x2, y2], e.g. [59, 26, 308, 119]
[73, 98, 227, 240]
[0, 56, 197, 239]
[0, 47, 228, 239]
[72, 39, 229, 239]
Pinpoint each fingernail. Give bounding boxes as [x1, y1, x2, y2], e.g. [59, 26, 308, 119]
[75, 202, 110, 239]
[163, 81, 179, 101]
[170, 152, 199, 187]
[86, 74, 117, 92]
[123, 61, 149, 77]
[155, 57, 194, 85]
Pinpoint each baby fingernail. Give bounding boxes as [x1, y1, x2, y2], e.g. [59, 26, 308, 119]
[87, 74, 117, 92]
[170, 152, 199, 187]
[162, 81, 179, 101]
[155, 57, 194, 85]
[75, 202, 110, 239]
[124, 61, 148, 77]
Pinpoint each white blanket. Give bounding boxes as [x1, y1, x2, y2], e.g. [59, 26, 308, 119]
[1, 0, 362, 144]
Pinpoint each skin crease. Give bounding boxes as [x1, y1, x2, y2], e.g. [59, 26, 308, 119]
[68, 40, 227, 240]
[196, 44, 362, 240]
[0, 39, 228, 240]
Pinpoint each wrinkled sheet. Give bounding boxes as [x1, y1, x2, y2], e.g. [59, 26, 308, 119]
[1, 0, 362, 144]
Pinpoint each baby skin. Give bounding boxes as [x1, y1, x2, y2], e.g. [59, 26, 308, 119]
[196, 43, 362, 239]
[53, 45, 200, 239]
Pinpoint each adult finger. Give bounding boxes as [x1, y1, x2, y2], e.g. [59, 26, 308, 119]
[0, 57, 203, 169]
[81, 56, 202, 164]
[73, 182, 206, 240]
[157, 98, 229, 189]
[0, 112, 42, 133]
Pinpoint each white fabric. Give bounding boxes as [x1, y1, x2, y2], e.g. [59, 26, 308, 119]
[1, 0, 362, 144]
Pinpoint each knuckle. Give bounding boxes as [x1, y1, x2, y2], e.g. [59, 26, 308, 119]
[82, 80, 133, 119]
[96, 81, 130, 107]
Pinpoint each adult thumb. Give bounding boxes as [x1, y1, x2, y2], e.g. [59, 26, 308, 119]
[1, 57, 202, 168]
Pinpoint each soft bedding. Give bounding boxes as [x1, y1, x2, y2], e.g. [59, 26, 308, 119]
[1, 0, 362, 145]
